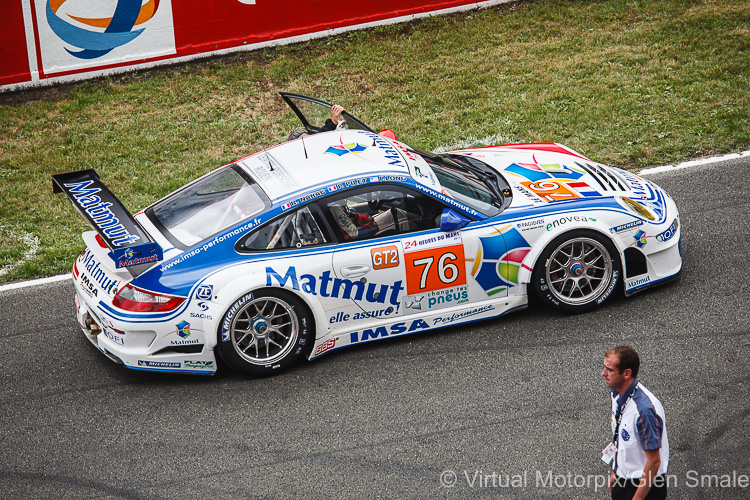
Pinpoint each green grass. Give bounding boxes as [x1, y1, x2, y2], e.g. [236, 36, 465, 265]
[0, 0, 748, 283]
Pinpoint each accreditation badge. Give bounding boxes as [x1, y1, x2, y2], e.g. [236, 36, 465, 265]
[601, 443, 617, 465]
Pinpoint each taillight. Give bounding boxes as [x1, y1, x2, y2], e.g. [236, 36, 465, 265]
[113, 284, 185, 312]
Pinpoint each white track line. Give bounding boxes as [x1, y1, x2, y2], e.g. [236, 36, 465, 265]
[0, 273, 71, 293]
[639, 150, 750, 175]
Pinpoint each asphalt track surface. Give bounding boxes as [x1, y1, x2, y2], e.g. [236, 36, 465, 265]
[1, 157, 748, 499]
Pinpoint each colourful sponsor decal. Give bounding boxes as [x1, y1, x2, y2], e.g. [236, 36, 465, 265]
[506, 162, 584, 181]
[472, 226, 530, 296]
[325, 142, 367, 156]
[266, 267, 403, 305]
[619, 171, 650, 200]
[521, 179, 596, 203]
[176, 320, 191, 338]
[506, 161, 600, 202]
[634, 230, 648, 249]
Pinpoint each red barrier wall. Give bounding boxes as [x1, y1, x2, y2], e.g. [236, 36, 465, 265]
[1, 1, 506, 92]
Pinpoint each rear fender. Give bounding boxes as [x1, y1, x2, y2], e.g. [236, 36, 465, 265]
[209, 266, 330, 343]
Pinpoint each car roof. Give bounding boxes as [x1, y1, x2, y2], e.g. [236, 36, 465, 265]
[234, 129, 431, 203]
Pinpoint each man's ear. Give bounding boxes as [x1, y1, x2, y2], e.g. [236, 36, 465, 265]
[623, 368, 633, 379]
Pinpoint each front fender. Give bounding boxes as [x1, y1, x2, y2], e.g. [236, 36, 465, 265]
[516, 214, 627, 284]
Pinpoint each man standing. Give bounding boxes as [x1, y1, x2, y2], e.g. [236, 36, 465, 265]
[601, 346, 669, 500]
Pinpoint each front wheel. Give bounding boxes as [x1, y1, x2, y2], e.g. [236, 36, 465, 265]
[216, 289, 313, 376]
[532, 231, 621, 313]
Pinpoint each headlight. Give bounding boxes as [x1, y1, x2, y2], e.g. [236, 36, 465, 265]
[618, 197, 656, 221]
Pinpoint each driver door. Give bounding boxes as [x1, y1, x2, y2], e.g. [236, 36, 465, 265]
[280, 92, 375, 134]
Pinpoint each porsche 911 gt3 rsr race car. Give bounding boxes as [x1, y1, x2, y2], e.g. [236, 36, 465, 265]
[53, 93, 682, 376]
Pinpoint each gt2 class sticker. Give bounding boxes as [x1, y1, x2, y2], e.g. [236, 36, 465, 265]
[402, 232, 466, 296]
[371, 245, 399, 270]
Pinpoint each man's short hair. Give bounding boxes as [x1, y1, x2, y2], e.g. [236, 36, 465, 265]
[606, 345, 640, 378]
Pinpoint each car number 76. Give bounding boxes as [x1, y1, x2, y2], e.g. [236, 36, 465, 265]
[405, 245, 466, 295]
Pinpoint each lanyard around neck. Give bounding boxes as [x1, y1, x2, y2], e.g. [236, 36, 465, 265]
[612, 385, 638, 444]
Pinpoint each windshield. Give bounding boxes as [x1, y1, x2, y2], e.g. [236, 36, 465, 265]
[148, 165, 270, 248]
[416, 153, 506, 217]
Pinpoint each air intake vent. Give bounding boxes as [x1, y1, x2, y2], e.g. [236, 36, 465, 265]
[576, 162, 628, 192]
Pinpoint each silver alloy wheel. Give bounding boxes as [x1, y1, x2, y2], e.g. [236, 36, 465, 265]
[545, 237, 614, 306]
[229, 296, 299, 366]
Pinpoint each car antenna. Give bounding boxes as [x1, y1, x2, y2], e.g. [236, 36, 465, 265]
[248, 110, 274, 172]
[300, 133, 309, 159]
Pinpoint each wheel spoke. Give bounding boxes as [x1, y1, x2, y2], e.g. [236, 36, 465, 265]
[228, 295, 300, 365]
[545, 236, 614, 307]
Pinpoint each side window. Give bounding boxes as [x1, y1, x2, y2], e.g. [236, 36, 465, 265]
[322, 186, 447, 242]
[239, 207, 327, 251]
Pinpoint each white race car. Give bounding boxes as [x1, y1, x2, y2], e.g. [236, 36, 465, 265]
[53, 93, 682, 376]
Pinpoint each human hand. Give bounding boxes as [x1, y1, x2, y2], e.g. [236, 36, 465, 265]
[331, 105, 346, 125]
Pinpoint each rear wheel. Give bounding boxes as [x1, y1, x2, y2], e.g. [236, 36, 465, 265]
[217, 289, 312, 376]
[532, 230, 621, 313]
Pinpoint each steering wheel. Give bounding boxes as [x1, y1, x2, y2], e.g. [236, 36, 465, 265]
[367, 191, 383, 211]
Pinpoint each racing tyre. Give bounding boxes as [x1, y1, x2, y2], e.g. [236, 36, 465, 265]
[217, 289, 312, 376]
[532, 230, 621, 314]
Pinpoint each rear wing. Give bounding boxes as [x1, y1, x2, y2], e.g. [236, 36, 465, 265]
[52, 169, 162, 272]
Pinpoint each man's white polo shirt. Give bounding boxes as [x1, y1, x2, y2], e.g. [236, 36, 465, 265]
[610, 379, 669, 479]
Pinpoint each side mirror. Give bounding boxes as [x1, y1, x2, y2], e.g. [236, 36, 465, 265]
[440, 209, 471, 232]
[378, 129, 397, 140]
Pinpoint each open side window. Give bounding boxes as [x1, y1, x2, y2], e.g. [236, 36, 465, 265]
[280, 92, 375, 135]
